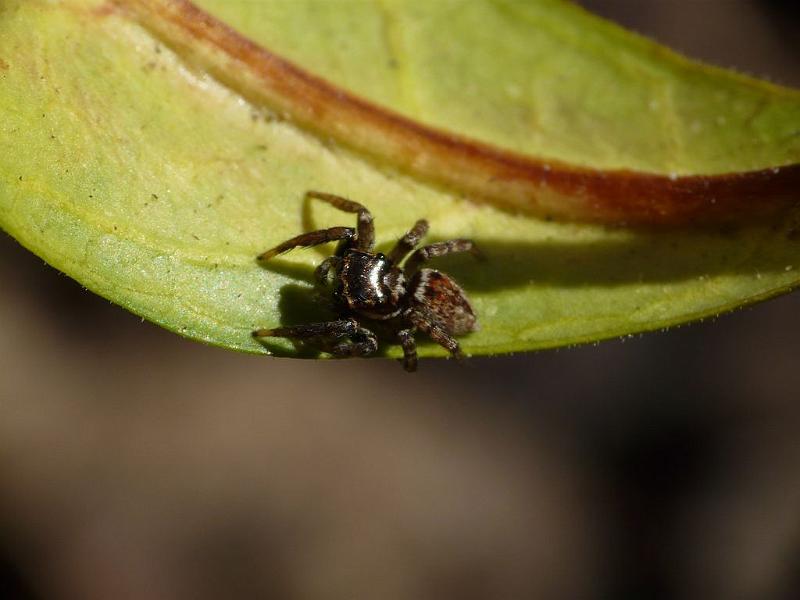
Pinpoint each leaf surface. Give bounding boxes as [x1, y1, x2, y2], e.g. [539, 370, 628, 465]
[1, 0, 799, 359]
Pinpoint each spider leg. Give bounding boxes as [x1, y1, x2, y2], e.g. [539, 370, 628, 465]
[387, 219, 429, 264]
[330, 326, 379, 358]
[403, 239, 483, 277]
[257, 227, 355, 261]
[314, 256, 341, 288]
[306, 191, 375, 252]
[253, 318, 378, 358]
[253, 319, 351, 340]
[407, 310, 464, 361]
[397, 328, 418, 372]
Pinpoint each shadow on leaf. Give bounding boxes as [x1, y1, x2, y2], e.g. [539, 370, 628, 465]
[443, 224, 800, 292]
[257, 220, 800, 294]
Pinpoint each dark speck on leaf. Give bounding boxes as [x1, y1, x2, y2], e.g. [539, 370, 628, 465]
[151, 194, 158, 200]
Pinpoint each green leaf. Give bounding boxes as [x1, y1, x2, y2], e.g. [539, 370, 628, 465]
[1, 0, 799, 360]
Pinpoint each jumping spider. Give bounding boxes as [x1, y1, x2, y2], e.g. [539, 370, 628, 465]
[253, 191, 482, 372]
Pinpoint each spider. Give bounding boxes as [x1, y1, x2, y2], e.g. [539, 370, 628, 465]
[253, 191, 482, 372]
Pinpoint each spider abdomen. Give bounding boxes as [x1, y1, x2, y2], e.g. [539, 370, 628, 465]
[407, 269, 477, 335]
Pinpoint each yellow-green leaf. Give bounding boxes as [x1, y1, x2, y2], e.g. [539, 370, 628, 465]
[1, 0, 799, 360]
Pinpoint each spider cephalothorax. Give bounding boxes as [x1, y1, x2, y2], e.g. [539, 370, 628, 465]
[253, 191, 482, 372]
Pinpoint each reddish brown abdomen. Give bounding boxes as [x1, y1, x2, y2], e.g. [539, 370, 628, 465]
[408, 269, 478, 335]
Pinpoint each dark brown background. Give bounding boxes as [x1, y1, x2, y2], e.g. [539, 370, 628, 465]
[2, 1, 799, 599]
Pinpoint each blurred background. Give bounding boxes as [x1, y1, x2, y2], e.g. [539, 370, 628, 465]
[2, 1, 799, 599]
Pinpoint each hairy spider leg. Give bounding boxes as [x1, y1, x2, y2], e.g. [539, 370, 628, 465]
[387, 219, 429, 264]
[397, 329, 418, 372]
[253, 318, 379, 358]
[306, 191, 375, 252]
[257, 227, 355, 261]
[407, 310, 464, 361]
[403, 239, 483, 277]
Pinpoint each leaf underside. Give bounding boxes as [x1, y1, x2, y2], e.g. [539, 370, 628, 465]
[1, 0, 799, 360]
